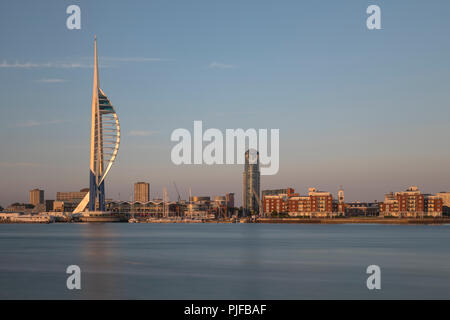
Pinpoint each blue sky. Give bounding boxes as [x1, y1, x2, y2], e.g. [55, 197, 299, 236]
[1, 0, 450, 206]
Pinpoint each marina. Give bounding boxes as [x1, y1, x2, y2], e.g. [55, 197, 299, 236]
[1, 211, 450, 225]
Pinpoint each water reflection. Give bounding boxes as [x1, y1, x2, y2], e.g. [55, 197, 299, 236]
[238, 224, 263, 298]
[1, 224, 449, 299]
[79, 223, 124, 299]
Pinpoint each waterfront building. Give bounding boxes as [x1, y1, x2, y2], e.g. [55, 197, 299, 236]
[106, 200, 184, 219]
[29, 189, 44, 206]
[262, 188, 295, 197]
[105, 196, 228, 220]
[263, 188, 297, 215]
[436, 192, 450, 215]
[263, 187, 339, 218]
[345, 202, 379, 217]
[243, 149, 260, 215]
[379, 186, 442, 218]
[189, 196, 211, 203]
[226, 193, 235, 208]
[6, 201, 51, 214]
[45, 200, 54, 212]
[308, 188, 333, 215]
[213, 196, 226, 207]
[0, 213, 54, 223]
[73, 37, 121, 213]
[56, 188, 89, 203]
[53, 201, 77, 212]
[6, 203, 34, 213]
[186, 196, 214, 218]
[424, 195, 442, 216]
[134, 182, 150, 202]
[289, 188, 335, 218]
[212, 196, 228, 218]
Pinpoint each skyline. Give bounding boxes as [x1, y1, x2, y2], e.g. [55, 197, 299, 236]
[2, 1, 450, 207]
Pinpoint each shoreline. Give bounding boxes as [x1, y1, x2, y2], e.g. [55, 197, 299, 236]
[256, 218, 450, 225]
[1, 217, 450, 225]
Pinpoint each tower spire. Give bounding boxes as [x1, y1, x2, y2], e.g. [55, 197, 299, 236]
[93, 36, 99, 92]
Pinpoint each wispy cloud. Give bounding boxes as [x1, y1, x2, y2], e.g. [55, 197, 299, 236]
[128, 130, 159, 137]
[208, 61, 236, 69]
[0, 162, 41, 168]
[101, 57, 170, 62]
[36, 78, 67, 83]
[0, 60, 92, 69]
[15, 119, 65, 128]
[0, 56, 169, 69]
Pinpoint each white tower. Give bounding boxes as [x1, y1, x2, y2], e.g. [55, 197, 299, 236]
[73, 37, 121, 213]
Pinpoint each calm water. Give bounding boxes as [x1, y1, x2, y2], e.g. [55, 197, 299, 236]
[0, 223, 449, 299]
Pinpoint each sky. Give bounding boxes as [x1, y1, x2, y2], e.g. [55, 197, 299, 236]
[1, 0, 450, 207]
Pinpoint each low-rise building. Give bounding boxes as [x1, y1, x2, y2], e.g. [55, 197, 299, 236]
[436, 192, 450, 216]
[263, 187, 339, 218]
[263, 188, 297, 215]
[56, 188, 89, 204]
[345, 202, 379, 217]
[106, 200, 183, 218]
[380, 186, 442, 218]
[0, 212, 54, 223]
[186, 196, 215, 219]
[53, 201, 78, 212]
[5, 203, 34, 213]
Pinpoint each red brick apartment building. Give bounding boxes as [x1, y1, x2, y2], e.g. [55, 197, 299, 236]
[379, 186, 442, 218]
[263, 187, 344, 218]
